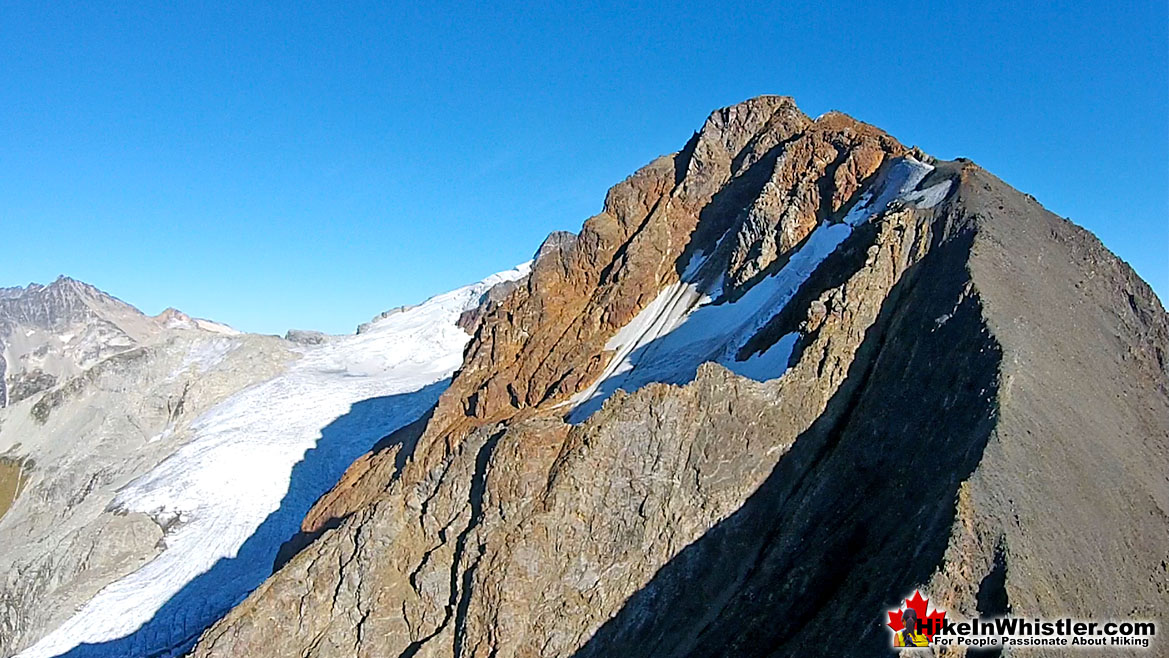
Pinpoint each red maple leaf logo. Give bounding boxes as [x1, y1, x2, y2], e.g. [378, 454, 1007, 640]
[886, 590, 947, 641]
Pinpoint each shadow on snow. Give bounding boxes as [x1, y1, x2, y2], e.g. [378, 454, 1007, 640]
[56, 379, 447, 658]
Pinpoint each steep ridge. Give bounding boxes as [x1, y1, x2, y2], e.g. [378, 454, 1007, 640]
[294, 96, 911, 529]
[430, 97, 904, 442]
[188, 98, 1168, 657]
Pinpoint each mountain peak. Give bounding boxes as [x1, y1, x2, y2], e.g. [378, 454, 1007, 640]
[155, 306, 239, 335]
[47, 274, 89, 292]
[155, 307, 191, 323]
[532, 230, 577, 261]
[0, 276, 236, 410]
[4, 96, 1166, 658]
[708, 94, 800, 123]
[177, 97, 1166, 658]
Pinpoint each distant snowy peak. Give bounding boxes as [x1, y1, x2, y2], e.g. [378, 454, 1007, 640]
[155, 308, 240, 335]
[0, 277, 239, 409]
[0, 276, 144, 334]
[0, 277, 147, 408]
[1, 276, 237, 339]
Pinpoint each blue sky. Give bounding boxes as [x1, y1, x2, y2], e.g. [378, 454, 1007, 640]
[2, 1, 1165, 335]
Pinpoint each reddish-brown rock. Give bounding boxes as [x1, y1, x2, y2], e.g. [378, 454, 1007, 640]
[195, 98, 1168, 658]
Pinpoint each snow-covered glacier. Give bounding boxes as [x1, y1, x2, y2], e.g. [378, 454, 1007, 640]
[16, 264, 529, 658]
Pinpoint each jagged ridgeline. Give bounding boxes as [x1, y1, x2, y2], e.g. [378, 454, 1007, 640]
[1, 96, 1165, 658]
[187, 97, 1166, 657]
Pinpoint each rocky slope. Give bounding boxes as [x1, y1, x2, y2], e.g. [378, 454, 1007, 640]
[186, 96, 1169, 657]
[0, 333, 291, 658]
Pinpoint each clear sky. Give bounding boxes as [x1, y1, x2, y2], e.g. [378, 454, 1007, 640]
[2, 1, 1165, 335]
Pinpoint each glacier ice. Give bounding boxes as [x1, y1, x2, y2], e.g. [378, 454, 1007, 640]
[16, 264, 530, 658]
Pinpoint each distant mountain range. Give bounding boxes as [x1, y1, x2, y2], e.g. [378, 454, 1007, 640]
[0, 276, 236, 410]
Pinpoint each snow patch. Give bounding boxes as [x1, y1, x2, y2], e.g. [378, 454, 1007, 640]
[171, 338, 239, 379]
[567, 157, 941, 422]
[726, 332, 799, 381]
[567, 220, 852, 422]
[905, 180, 953, 209]
[192, 319, 240, 335]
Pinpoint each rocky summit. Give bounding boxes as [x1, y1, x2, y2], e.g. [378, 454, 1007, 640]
[1, 96, 1166, 658]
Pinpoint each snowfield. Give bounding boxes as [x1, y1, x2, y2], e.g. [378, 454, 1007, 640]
[569, 157, 948, 422]
[16, 264, 529, 658]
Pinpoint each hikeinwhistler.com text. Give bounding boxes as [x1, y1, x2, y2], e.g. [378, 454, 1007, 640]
[925, 616, 1156, 649]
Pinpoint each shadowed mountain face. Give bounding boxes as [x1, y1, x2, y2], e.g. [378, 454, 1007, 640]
[184, 97, 1168, 658]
